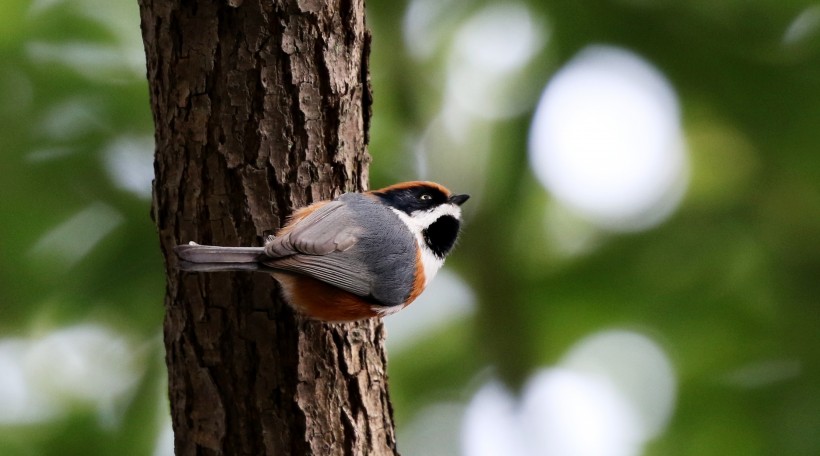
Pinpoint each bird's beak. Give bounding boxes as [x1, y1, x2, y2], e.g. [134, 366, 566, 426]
[449, 194, 470, 206]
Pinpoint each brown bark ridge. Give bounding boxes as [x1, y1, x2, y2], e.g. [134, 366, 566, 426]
[138, 0, 397, 454]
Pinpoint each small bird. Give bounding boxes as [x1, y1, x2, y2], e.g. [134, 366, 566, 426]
[175, 181, 469, 322]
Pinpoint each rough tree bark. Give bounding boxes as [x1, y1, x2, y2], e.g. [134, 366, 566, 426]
[138, 1, 398, 454]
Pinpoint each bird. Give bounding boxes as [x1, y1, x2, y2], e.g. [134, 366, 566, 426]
[175, 181, 469, 322]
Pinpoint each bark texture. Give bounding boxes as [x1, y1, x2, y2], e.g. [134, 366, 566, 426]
[138, 0, 397, 454]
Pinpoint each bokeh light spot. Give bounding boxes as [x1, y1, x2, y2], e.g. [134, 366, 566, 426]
[0, 324, 143, 426]
[529, 45, 688, 231]
[561, 330, 677, 438]
[521, 369, 644, 456]
[783, 5, 820, 46]
[461, 330, 676, 456]
[104, 134, 155, 199]
[446, 3, 546, 120]
[385, 269, 475, 350]
[461, 381, 531, 456]
[29, 202, 124, 266]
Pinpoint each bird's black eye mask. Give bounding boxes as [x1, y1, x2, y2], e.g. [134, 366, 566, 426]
[374, 187, 449, 214]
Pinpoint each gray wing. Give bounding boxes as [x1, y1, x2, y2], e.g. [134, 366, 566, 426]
[262, 199, 372, 297]
[268, 255, 371, 296]
[264, 200, 362, 257]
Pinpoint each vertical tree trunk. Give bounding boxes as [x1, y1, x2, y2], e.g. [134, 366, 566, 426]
[138, 1, 398, 454]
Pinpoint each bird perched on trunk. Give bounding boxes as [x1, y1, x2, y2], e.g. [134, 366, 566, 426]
[175, 181, 469, 322]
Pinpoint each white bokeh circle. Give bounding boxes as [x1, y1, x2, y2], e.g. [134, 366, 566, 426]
[529, 45, 688, 231]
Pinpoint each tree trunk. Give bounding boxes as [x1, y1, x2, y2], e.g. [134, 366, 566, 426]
[138, 1, 398, 454]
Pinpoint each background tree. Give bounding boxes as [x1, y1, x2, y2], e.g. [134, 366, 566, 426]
[137, 0, 396, 454]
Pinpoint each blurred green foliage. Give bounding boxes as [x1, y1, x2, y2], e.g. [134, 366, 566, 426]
[0, 0, 163, 453]
[1, 0, 819, 455]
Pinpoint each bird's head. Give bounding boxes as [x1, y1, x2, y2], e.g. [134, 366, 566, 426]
[372, 181, 469, 259]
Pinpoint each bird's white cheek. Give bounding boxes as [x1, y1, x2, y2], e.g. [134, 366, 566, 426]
[388, 206, 448, 285]
[420, 247, 444, 286]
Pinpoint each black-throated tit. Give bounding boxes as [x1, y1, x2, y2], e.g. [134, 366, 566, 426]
[175, 181, 469, 321]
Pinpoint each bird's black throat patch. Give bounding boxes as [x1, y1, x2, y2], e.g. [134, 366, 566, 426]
[423, 215, 461, 258]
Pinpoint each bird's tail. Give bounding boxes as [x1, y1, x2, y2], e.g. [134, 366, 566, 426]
[174, 242, 267, 272]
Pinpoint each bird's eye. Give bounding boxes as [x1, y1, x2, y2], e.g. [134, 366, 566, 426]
[420, 194, 432, 201]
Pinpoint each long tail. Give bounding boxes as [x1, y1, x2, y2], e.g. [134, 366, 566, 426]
[174, 242, 267, 272]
